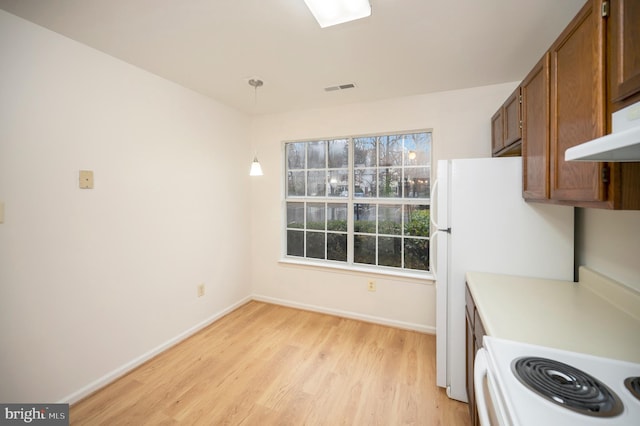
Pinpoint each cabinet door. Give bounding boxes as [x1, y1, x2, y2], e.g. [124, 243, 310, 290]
[522, 53, 550, 200]
[465, 312, 477, 426]
[609, 0, 640, 105]
[550, 0, 607, 203]
[503, 88, 522, 147]
[472, 311, 485, 426]
[491, 109, 504, 155]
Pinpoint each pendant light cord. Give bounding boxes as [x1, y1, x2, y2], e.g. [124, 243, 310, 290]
[248, 78, 263, 107]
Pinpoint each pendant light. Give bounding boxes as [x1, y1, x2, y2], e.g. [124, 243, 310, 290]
[248, 78, 264, 176]
[249, 154, 263, 176]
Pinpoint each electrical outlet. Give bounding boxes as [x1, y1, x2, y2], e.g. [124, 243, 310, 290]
[368, 280, 376, 292]
[197, 283, 205, 298]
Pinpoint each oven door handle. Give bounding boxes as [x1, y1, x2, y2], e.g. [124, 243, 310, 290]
[474, 348, 492, 426]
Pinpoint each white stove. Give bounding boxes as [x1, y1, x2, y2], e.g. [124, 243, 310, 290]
[475, 336, 640, 425]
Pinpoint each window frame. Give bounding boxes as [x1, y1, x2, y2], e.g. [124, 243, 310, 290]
[281, 130, 433, 279]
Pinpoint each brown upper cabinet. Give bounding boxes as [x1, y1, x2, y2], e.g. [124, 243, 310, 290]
[549, 0, 608, 205]
[513, 0, 640, 209]
[491, 87, 522, 157]
[522, 53, 550, 201]
[609, 0, 640, 109]
[491, 108, 504, 154]
[503, 89, 522, 149]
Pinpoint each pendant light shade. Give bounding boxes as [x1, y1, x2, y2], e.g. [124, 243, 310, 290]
[249, 156, 263, 176]
[304, 0, 371, 28]
[247, 79, 264, 177]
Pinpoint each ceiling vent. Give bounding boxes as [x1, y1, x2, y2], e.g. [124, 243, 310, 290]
[324, 83, 357, 92]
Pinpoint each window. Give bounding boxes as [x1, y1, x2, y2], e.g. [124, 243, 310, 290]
[284, 131, 431, 273]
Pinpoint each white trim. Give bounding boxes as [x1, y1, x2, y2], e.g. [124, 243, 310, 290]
[60, 295, 252, 404]
[279, 257, 434, 283]
[252, 293, 435, 334]
[280, 128, 434, 145]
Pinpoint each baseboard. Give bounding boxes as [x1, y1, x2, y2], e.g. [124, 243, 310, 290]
[251, 294, 435, 334]
[60, 295, 252, 404]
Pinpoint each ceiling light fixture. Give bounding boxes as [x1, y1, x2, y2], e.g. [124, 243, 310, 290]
[248, 78, 264, 177]
[303, 0, 371, 28]
[249, 154, 263, 176]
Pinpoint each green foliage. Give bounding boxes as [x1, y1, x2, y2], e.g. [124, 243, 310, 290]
[354, 235, 376, 264]
[304, 220, 347, 231]
[378, 236, 401, 267]
[404, 209, 430, 237]
[383, 172, 393, 197]
[290, 205, 431, 272]
[327, 220, 347, 232]
[379, 221, 401, 235]
[327, 233, 347, 261]
[354, 220, 376, 234]
[404, 238, 429, 270]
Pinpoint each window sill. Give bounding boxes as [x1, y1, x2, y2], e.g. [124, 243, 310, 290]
[278, 257, 435, 283]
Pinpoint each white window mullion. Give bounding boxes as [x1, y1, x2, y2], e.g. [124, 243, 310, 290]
[324, 201, 328, 260]
[347, 137, 355, 265]
[303, 201, 307, 258]
[399, 204, 404, 269]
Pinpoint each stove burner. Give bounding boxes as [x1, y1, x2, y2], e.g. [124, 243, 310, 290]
[512, 357, 623, 417]
[625, 377, 640, 401]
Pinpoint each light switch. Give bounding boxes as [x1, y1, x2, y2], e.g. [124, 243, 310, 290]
[0, 201, 4, 223]
[79, 170, 94, 189]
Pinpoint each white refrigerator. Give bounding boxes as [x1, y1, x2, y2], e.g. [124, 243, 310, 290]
[431, 157, 574, 402]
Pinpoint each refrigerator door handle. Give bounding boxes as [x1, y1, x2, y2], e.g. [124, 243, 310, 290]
[430, 179, 441, 229]
[429, 179, 439, 279]
[430, 179, 451, 234]
[429, 229, 438, 280]
[429, 228, 450, 281]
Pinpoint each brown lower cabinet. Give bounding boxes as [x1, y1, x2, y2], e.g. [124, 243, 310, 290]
[465, 284, 486, 426]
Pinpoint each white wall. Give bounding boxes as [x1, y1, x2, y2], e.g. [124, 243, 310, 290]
[249, 82, 518, 332]
[0, 11, 252, 403]
[576, 208, 640, 292]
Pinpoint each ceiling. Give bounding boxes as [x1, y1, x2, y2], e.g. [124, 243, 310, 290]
[0, 0, 586, 115]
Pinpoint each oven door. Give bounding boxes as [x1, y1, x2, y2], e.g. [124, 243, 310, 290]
[474, 348, 512, 426]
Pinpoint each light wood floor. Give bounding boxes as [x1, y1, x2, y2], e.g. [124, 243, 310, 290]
[71, 301, 470, 425]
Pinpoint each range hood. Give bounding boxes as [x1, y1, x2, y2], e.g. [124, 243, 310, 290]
[565, 101, 640, 162]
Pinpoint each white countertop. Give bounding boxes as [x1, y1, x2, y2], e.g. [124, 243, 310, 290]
[466, 267, 640, 363]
